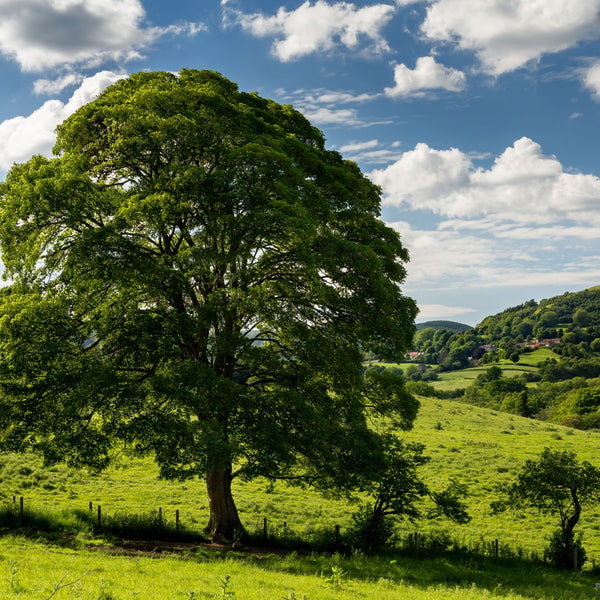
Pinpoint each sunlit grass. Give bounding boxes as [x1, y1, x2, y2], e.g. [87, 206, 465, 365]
[1, 535, 599, 600]
[2, 392, 600, 598]
[2, 395, 600, 565]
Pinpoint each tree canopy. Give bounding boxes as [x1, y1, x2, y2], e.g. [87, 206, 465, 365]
[0, 70, 417, 540]
[493, 448, 600, 569]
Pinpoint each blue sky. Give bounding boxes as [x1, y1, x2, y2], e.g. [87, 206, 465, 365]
[1, 0, 600, 325]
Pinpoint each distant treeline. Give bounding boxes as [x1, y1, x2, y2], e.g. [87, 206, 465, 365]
[411, 287, 600, 370]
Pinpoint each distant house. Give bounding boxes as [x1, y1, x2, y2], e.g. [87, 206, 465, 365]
[516, 341, 537, 349]
[538, 338, 561, 347]
[481, 344, 497, 353]
[407, 351, 424, 361]
[516, 338, 561, 349]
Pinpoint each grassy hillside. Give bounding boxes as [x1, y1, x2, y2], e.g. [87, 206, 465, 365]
[2, 398, 600, 598]
[476, 285, 600, 340]
[403, 396, 600, 557]
[3, 397, 600, 562]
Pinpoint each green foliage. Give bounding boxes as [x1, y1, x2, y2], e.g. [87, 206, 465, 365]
[555, 387, 600, 425]
[349, 502, 396, 553]
[413, 287, 600, 376]
[350, 437, 469, 553]
[0, 70, 417, 540]
[544, 529, 587, 570]
[493, 448, 600, 570]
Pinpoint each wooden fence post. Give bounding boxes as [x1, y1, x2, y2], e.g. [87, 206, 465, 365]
[176, 509, 180, 532]
[494, 538, 499, 559]
[158, 507, 162, 524]
[97, 505, 101, 528]
[19, 496, 23, 522]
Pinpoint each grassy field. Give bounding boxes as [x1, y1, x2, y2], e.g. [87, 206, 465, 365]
[2, 534, 600, 600]
[373, 348, 554, 393]
[429, 362, 540, 392]
[2, 396, 600, 560]
[2, 394, 600, 599]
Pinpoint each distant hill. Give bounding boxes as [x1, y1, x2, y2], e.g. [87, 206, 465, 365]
[476, 285, 600, 341]
[411, 286, 600, 371]
[416, 320, 472, 333]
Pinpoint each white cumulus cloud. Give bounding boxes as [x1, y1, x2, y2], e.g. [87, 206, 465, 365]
[389, 219, 600, 298]
[385, 56, 466, 97]
[371, 137, 600, 226]
[0, 70, 125, 173]
[226, 0, 396, 61]
[33, 74, 83, 95]
[583, 60, 600, 100]
[0, 0, 205, 72]
[417, 304, 477, 320]
[421, 0, 600, 75]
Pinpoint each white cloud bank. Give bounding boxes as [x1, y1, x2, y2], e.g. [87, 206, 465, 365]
[416, 304, 476, 320]
[421, 0, 600, 75]
[371, 137, 600, 226]
[375, 138, 600, 307]
[0, 71, 125, 172]
[583, 60, 600, 100]
[224, 0, 396, 61]
[385, 56, 465, 97]
[0, 0, 205, 72]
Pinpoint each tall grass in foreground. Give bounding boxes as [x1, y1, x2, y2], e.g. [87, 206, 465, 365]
[1, 535, 599, 600]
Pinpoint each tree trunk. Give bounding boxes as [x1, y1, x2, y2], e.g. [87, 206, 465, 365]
[204, 466, 244, 542]
[563, 493, 581, 571]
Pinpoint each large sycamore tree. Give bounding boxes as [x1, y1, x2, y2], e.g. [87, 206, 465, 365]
[0, 70, 417, 541]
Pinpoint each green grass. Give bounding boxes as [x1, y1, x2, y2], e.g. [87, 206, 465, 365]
[401, 397, 600, 561]
[2, 396, 600, 598]
[430, 361, 541, 391]
[516, 348, 558, 366]
[1, 535, 599, 599]
[2, 397, 600, 563]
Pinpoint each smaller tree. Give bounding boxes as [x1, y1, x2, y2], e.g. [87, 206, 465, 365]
[352, 436, 469, 552]
[573, 309, 592, 328]
[492, 448, 600, 570]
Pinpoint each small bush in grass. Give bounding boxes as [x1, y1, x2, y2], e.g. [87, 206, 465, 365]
[544, 529, 587, 570]
[348, 503, 394, 553]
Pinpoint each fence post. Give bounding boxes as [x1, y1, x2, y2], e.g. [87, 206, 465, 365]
[97, 505, 102, 528]
[19, 496, 23, 522]
[494, 538, 499, 559]
[89, 501, 93, 515]
[176, 509, 180, 532]
[158, 507, 162, 524]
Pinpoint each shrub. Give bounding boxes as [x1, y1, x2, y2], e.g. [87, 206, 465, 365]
[349, 503, 395, 553]
[544, 529, 587, 570]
